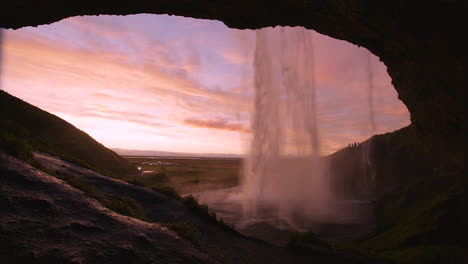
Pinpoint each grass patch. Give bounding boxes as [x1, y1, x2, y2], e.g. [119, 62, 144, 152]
[380, 244, 467, 264]
[123, 156, 241, 195]
[123, 177, 145, 186]
[102, 196, 148, 221]
[355, 170, 468, 264]
[163, 221, 232, 262]
[0, 131, 35, 163]
[49, 171, 213, 252]
[183, 195, 235, 232]
[183, 195, 220, 222]
[59, 174, 105, 199]
[0, 128, 45, 170]
[150, 185, 181, 199]
[123, 176, 182, 200]
[54, 173, 147, 221]
[163, 222, 202, 248]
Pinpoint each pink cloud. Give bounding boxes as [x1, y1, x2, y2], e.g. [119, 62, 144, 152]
[183, 117, 250, 133]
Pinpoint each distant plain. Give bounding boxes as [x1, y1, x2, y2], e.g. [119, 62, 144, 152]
[123, 156, 242, 195]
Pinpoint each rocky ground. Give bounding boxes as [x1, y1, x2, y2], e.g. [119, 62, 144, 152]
[0, 152, 213, 264]
[0, 152, 384, 263]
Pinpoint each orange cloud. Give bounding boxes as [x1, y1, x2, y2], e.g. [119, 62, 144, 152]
[184, 118, 250, 133]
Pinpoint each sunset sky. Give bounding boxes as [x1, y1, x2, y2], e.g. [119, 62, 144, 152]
[1, 14, 410, 155]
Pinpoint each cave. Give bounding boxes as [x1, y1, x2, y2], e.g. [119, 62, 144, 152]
[1, 1, 464, 172]
[0, 1, 466, 263]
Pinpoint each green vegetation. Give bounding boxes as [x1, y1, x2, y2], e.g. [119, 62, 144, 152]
[163, 222, 202, 248]
[123, 176, 146, 186]
[53, 173, 147, 221]
[123, 157, 241, 194]
[47, 169, 216, 250]
[103, 196, 148, 221]
[122, 157, 242, 232]
[0, 128, 39, 166]
[163, 221, 232, 262]
[50, 167, 233, 251]
[123, 176, 182, 199]
[183, 195, 217, 220]
[357, 173, 467, 264]
[60, 172, 231, 253]
[183, 195, 234, 231]
[150, 185, 181, 199]
[0, 90, 135, 177]
[120, 157, 243, 234]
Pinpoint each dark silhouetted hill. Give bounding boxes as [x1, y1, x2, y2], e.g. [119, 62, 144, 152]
[0, 90, 135, 177]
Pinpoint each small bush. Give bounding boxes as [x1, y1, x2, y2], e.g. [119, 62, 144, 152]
[0, 132, 37, 165]
[53, 174, 147, 221]
[183, 195, 214, 219]
[183, 195, 235, 232]
[150, 185, 181, 199]
[183, 195, 207, 210]
[102, 196, 147, 221]
[124, 177, 145, 186]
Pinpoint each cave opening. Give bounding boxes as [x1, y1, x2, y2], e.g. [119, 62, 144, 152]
[1, 14, 409, 156]
[1, 14, 410, 244]
[1, 3, 466, 262]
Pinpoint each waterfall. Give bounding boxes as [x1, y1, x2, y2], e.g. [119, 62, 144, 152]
[242, 27, 332, 228]
[365, 49, 376, 132]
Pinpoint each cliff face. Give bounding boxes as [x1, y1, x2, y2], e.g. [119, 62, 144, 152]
[0, 1, 465, 171]
[325, 124, 468, 263]
[327, 125, 434, 200]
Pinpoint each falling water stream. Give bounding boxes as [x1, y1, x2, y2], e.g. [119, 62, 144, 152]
[242, 27, 333, 229]
[192, 26, 377, 243]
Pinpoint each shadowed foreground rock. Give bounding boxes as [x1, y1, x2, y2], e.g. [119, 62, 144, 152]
[31, 152, 380, 264]
[0, 152, 214, 264]
[1, 152, 384, 264]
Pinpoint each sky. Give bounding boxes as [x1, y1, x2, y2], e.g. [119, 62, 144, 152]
[1, 14, 410, 155]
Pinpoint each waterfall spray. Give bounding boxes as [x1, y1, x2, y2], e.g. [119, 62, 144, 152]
[361, 49, 378, 185]
[365, 50, 376, 132]
[243, 27, 333, 228]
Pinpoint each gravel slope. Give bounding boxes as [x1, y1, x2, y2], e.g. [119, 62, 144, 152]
[0, 152, 214, 264]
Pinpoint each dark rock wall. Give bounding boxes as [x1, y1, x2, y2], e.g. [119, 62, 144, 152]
[327, 125, 435, 200]
[0, 0, 465, 170]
